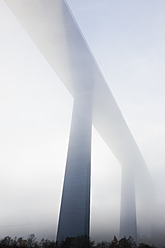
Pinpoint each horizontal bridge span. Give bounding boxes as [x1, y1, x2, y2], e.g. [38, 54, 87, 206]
[4, 0, 146, 170]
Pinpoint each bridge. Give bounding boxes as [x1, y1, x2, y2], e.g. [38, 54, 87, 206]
[4, 0, 153, 242]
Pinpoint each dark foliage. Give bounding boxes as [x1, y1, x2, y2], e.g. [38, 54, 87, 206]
[118, 236, 136, 248]
[0, 234, 157, 248]
[39, 238, 57, 248]
[59, 235, 93, 248]
[138, 243, 156, 248]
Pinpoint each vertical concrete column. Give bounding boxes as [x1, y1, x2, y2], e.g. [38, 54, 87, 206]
[57, 90, 93, 242]
[120, 165, 137, 242]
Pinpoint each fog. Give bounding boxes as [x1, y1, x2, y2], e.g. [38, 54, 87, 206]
[0, 0, 165, 247]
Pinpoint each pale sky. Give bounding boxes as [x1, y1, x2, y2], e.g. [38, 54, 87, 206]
[0, 0, 165, 243]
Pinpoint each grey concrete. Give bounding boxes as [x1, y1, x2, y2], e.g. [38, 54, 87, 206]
[57, 91, 93, 241]
[120, 165, 137, 242]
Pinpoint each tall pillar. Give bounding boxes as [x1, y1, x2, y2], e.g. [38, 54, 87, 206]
[56, 90, 93, 242]
[120, 165, 137, 242]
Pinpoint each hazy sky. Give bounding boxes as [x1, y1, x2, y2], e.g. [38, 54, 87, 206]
[0, 0, 165, 243]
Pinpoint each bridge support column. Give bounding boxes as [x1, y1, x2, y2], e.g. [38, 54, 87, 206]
[120, 165, 137, 242]
[57, 91, 93, 242]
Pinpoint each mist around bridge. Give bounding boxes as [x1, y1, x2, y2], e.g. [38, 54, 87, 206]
[0, 0, 165, 247]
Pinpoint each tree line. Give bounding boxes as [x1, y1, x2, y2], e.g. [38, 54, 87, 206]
[0, 234, 158, 248]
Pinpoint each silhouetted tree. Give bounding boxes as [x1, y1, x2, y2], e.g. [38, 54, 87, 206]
[0, 236, 17, 248]
[17, 237, 27, 247]
[109, 236, 119, 248]
[27, 234, 38, 248]
[118, 236, 136, 248]
[40, 238, 57, 248]
[138, 243, 156, 248]
[59, 235, 93, 248]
